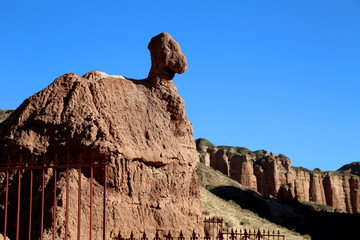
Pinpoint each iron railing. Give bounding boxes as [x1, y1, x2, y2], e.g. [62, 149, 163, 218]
[204, 217, 285, 240]
[111, 218, 285, 240]
[0, 156, 285, 240]
[0, 154, 107, 240]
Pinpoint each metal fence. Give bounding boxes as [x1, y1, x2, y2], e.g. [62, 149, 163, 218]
[0, 154, 107, 240]
[112, 218, 285, 240]
[1, 156, 285, 240]
[204, 217, 285, 240]
[112, 229, 285, 240]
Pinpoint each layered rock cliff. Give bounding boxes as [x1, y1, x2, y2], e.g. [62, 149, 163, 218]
[0, 32, 202, 239]
[196, 138, 360, 214]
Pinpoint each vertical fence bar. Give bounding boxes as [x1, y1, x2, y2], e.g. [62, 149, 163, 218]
[103, 157, 107, 240]
[212, 218, 214, 240]
[90, 162, 93, 240]
[65, 155, 70, 240]
[220, 218, 224, 235]
[28, 156, 34, 240]
[53, 155, 58, 240]
[16, 156, 23, 240]
[40, 156, 46, 240]
[3, 156, 10, 240]
[77, 154, 83, 240]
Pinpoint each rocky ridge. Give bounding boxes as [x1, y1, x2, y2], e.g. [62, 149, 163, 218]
[196, 138, 360, 214]
[338, 162, 360, 177]
[0, 32, 202, 239]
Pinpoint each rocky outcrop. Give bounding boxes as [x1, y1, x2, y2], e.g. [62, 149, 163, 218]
[196, 138, 360, 214]
[338, 162, 360, 177]
[0, 32, 202, 239]
[147, 32, 187, 87]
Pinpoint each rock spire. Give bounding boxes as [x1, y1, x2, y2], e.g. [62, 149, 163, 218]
[147, 32, 187, 87]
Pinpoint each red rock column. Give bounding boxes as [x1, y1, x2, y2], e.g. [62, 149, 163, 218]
[229, 155, 257, 191]
[350, 177, 360, 213]
[309, 172, 327, 205]
[343, 176, 352, 213]
[209, 149, 229, 177]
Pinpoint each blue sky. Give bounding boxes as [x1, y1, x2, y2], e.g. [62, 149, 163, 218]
[1, 0, 359, 171]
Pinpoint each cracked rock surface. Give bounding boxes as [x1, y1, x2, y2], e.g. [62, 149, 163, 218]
[0, 33, 201, 239]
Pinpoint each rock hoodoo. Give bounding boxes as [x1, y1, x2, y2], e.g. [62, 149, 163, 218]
[0, 33, 202, 239]
[196, 138, 360, 214]
[147, 32, 187, 87]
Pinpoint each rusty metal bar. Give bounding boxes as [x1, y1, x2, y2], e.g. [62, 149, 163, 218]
[53, 155, 58, 240]
[65, 155, 70, 240]
[40, 155, 46, 240]
[77, 165, 82, 240]
[3, 157, 10, 240]
[103, 156, 107, 240]
[28, 156, 34, 240]
[90, 163, 93, 240]
[221, 218, 223, 235]
[212, 218, 214, 240]
[16, 156, 23, 240]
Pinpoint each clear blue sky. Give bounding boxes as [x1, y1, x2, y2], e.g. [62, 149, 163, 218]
[1, 0, 359, 171]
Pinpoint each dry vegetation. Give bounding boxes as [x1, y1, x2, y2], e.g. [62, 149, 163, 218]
[0, 109, 13, 123]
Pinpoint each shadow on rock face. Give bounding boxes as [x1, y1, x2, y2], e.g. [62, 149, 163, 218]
[210, 185, 360, 240]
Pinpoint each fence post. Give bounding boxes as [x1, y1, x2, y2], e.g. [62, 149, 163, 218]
[129, 231, 135, 240]
[65, 155, 70, 240]
[77, 154, 83, 240]
[178, 231, 185, 240]
[29, 156, 34, 240]
[204, 230, 210, 240]
[53, 155, 58, 240]
[3, 156, 10, 240]
[90, 154, 94, 240]
[165, 231, 173, 240]
[40, 155, 46, 240]
[230, 229, 235, 240]
[141, 231, 148, 240]
[16, 156, 23, 240]
[154, 231, 160, 240]
[191, 230, 198, 240]
[103, 156, 107, 240]
[114, 232, 124, 240]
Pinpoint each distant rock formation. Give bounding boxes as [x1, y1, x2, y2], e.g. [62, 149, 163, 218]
[338, 162, 360, 177]
[0, 32, 202, 239]
[196, 138, 360, 214]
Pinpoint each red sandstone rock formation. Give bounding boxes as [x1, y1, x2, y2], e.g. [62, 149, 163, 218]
[0, 32, 202, 239]
[196, 138, 360, 214]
